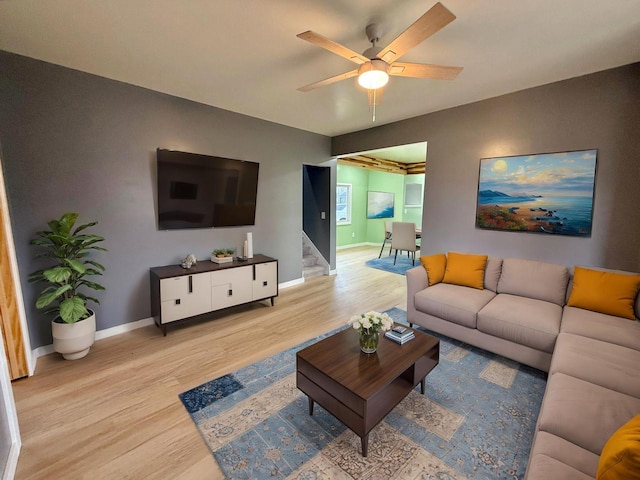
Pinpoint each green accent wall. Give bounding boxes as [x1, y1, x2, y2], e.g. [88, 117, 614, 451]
[337, 164, 424, 247]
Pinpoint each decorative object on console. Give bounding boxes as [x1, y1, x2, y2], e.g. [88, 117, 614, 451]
[181, 253, 198, 268]
[246, 232, 253, 259]
[476, 149, 597, 237]
[210, 249, 235, 264]
[349, 310, 393, 353]
[28, 212, 107, 360]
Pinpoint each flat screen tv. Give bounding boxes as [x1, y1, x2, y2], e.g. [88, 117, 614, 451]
[156, 148, 259, 229]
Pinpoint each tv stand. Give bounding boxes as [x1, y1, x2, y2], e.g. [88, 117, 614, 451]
[149, 254, 278, 335]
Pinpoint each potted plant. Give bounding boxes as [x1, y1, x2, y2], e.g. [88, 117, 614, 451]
[211, 248, 235, 263]
[29, 213, 106, 360]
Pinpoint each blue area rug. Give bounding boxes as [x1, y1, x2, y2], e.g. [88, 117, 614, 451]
[365, 254, 419, 275]
[179, 308, 547, 479]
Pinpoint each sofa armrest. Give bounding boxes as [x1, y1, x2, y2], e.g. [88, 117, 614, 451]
[406, 266, 429, 313]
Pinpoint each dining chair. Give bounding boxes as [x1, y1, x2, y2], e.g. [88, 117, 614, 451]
[390, 222, 420, 265]
[377, 221, 393, 258]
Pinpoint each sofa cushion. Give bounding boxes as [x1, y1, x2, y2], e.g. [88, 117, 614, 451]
[597, 414, 640, 480]
[414, 282, 495, 328]
[550, 333, 640, 397]
[568, 266, 640, 320]
[537, 373, 640, 456]
[561, 306, 640, 352]
[477, 294, 562, 353]
[484, 256, 503, 293]
[528, 431, 599, 479]
[497, 258, 569, 306]
[526, 455, 595, 480]
[442, 252, 488, 289]
[419, 253, 446, 286]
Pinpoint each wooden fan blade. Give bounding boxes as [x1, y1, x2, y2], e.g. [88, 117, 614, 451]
[378, 2, 456, 64]
[297, 69, 359, 92]
[297, 31, 369, 65]
[389, 62, 463, 80]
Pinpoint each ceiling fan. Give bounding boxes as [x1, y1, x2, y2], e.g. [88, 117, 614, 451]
[296, 2, 462, 104]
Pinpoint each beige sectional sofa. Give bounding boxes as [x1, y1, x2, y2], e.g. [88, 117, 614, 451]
[406, 255, 640, 479]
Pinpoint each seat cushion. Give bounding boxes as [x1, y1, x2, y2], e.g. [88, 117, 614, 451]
[414, 282, 495, 328]
[477, 294, 562, 353]
[498, 258, 569, 306]
[527, 431, 599, 479]
[561, 306, 640, 352]
[526, 454, 595, 480]
[537, 373, 640, 456]
[550, 333, 640, 397]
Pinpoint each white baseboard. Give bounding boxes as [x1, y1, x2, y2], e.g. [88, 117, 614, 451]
[280, 277, 304, 288]
[336, 242, 378, 250]
[30, 278, 305, 366]
[3, 441, 20, 480]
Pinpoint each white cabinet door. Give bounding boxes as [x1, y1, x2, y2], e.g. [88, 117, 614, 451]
[211, 266, 252, 310]
[159, 273, 211, 324]
[253, 262, 277, 299]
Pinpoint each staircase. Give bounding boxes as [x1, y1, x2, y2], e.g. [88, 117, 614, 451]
[302, 233, 329, 280]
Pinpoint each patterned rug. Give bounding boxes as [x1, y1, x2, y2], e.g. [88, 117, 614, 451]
[365, 255, 419, 275]
[179, 308, 547, 479]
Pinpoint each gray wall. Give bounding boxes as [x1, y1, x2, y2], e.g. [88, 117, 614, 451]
[0, 51, 331, 348]
[333, 63, 640, 273]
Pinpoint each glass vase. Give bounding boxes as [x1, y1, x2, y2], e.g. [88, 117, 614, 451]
[359, 330, 379, 354]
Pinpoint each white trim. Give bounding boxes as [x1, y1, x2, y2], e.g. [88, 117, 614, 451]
[280, 278, 303, 289]
[336, 242, 378, 250]
[0, 159, 33, 376]
[0, 318, 20, 480]
[95, 317, 154, 341]
[329, 269, 337, 275]
[31, 278, 304, 362]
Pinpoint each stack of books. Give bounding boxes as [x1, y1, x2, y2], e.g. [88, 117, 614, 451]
[385, 325, 415, 344]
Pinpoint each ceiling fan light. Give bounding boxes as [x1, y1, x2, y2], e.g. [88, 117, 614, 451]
[357, 60, 389, 90]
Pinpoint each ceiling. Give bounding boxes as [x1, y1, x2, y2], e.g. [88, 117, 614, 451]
[1, 1, 639, 137]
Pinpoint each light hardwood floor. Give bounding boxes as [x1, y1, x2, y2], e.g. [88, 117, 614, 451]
[12, 246, 408, 479]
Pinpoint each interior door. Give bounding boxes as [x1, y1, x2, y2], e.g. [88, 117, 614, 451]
[0, 160, 28, 380]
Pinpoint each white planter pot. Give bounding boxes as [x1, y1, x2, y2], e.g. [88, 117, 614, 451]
[51, 310, 96, 360]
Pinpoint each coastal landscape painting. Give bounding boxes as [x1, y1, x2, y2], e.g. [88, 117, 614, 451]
[367, 191, 394, 219]
[476, 150, 597, 236]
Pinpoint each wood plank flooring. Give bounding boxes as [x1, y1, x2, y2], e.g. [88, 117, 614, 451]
[12, 246, 408, 479]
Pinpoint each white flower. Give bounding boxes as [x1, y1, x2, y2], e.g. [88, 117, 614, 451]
[349, 311, 395, 334]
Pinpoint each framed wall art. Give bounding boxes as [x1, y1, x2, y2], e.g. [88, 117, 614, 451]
[367, 191, 395, 219]
[475, 149, 597, 236]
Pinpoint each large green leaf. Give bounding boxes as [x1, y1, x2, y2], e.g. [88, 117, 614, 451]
[78, 280, 105, 291]
[35, 284, 72, 308]
[42, 266, 72, 284]
[65, 258, 86, 274]
[72, 221, 98, 235]
[59, 297, 88, 323]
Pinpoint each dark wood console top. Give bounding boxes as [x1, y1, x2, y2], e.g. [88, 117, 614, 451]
[150, 254, 275, 279]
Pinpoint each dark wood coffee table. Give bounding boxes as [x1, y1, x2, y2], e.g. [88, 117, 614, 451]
[296, 326, 439, 456]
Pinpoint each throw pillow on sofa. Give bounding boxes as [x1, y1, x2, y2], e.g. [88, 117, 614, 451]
[419, 253, 446, 286]
[596, 414, 640, 480]
[568, 266, 640, 320]
[442, 252, 487, 289]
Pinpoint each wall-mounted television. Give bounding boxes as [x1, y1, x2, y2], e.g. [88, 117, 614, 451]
[156, 148, 259, 229]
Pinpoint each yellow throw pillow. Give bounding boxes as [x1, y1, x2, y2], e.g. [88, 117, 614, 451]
[442, 252, 488, 290]
[420, 253, 447, 286]
[568, 267, 640, 320]
[596, 415, 640, 480]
